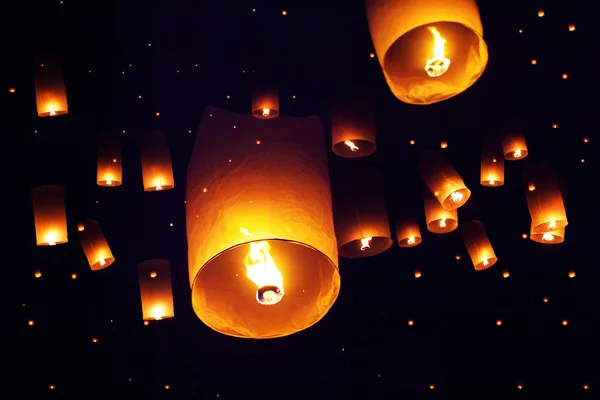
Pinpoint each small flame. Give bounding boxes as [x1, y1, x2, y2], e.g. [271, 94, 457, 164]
[548, 220, 556, 230]
[152, 305, 166, 320]
[106, 180, 112, 185]
[450, 191, 463, 203]
[49, 105, 56, 116]
[489, 180, 495, 185]
[514, 149, 522, 158]
[46, 232, 57, 246]
[407, 236, 415, 245]
[155, 179, 163, 191]
[483, 259, 489, 266]
[262, 108, 270, 117]
[344, 140, 359, 152]
[241, 228, 284, 305]
[360, 237, 372, 251]
[439, 218, 447, 228]
[542, 233, 554, 241]
[425, 27, 451, 77]
[99, 258, 106, 267]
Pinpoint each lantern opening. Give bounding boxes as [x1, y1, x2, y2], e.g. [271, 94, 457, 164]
[425, 27, 451, 77]
[333, 139, 376, 158]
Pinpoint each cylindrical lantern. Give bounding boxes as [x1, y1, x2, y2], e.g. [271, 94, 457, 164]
[461, 220, 497, 270]
[31, 185, 68, 246]
[34, 60, 68, 117]
[417, 150, 470, 210]
[187, 106, 340, 339]
[77, 220, 115, 270]
[138, 259, 175, 321]
[529, 223, 565, 244]
[523, 162, 568, 233]
[480, 136, 505, 187]
[97, 137, 123, 187]
[423, 189, 458, 233]
[139, 130, 175, 191]
[330, 92, 377, 158]
[502, 131, 528, 160]
[251, 86, 279, 119]
[396, 218, 423, 247]
[365, 0, 488, 105]
[332, 165, 393, 258]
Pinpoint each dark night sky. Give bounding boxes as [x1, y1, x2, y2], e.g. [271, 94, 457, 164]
[4, 0, 599, 398]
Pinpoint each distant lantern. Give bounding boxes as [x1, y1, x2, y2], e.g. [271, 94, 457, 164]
[501, 131, 528, 160]
[330, 90, 377, 158]
[423, 189, 458, 234]
[34, 59, 68, 117]
[365, 0, 488, 105]
[77, 220, 115, 271]
[523, 162, 568, 232]
[138, 259, 175, 321]
[97, 137, 122, 187]
[186, 106, 340, 339]
[139, 130, 175, 191]
[480, 136, 505, 187]
[529, 223, 565, 244]
[396, 218, 423, 247]
[31, 185, 68, 246]
[417, 150, 471, 210]
[461, 220, 497, 270]
[251, 85, 279, 119]
[333, 166, 393, 258]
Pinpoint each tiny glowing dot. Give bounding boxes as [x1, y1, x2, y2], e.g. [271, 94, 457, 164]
[92, 337, 99, 343]
[531, 59, 537, 65]
[518, 29, 523, 33]
[568, 24, 575, 32]
[522, 233, 528, 239]
[156, 112, 160, 116]
[407, 320, 414, 326]
[49, 385, 55, 390]
[203, 188, 208, 193]
[369, 52, 375, 58]
[8, 88, 16, 93]
[188, 130, 192, 133]
[138, 95, 142, 99]
[543, 297, 549, 303]
[562, 320, 568, 326]
[28, 320, 34, 326]
[581, 158, 585, 163]
[562, 73, 568, 79]
[122, 130, 126, 133]
[583, 137, 589, 143]
[552, 123, 558, 128]
[496, 320, 502, 326]
[148, 43, 152, 46]
[144, 321, 149, 326]
[429, 384, 435, 390]
[129, 64, 132, 67]
[409, 139, 415, 145]
[256, 140, 261, 145]
[282, 10, 287, 15]
[537, 9, 544, 17]
[226, 95, 230, 99]
[176, 70, 180, 73]
[583, 384, 589, 389]
[71, 273, 77, 279]
[440, 140, 447, 148]
[252, 8, 256, 12]
[292, 95, 296, 99]
[169, 222, 174, 227]
[121, 71, 125, 74]
[88, 70, 92, 73]
[165, 385, 171, 390]
[455, 254, 461, 260]
[233, 125, 236, 129]
[209, 114, 213, 117]
[517, 384, 523, 390]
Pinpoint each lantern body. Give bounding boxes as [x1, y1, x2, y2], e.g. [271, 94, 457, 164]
[97, 137, 123, 187]
[396, 219, 423, 247]
[501, 132, 528, 160]
[333, 166, 392, 258]
[187, 106, 340, 339]
[138, 260, 175, 320]
[331, 93, 377, 158]
[251, 87, 279, 119]
[32, 185, 68, 246]
[461, 220, 497, 270]
[523, 162, 568, 232]
[365, 0, 488, 105]
[480, 137, 504, 186]
[77, 220, 115, 270]
[417, 150, 470, 210]
[529, 223, 565, 244]
[423, 189, 458, 233]
[34, 60, 68, 117]
[140, 130, 175, 191]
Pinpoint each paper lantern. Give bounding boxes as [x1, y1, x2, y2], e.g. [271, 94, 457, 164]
[529, 223, 565, 244]
[97, 137, 122, 187]
[502, 131, 528, 160]
[461, 220, 497, 270]
[333, 165, 392, 258]
[417, 150, 470, 210]
[365, 0, 488, 105]
[330, 92, 377, 158]
[396, 218, 423, 247]
[34, 60, 68, 117]
[187, 106, 340, 339]
[77, 220, 115, 270]
[138, 259, 175, 321]
[423, 189, 458, 233]
[139, 130, 174, 191]
[523, 162, 568, 233]
[251, 86, 279, 119]
[480, 137, 504, 187]
[31, 185, 68, 246]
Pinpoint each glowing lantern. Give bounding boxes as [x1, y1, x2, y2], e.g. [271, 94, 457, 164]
[251, 86, 279, 119]
[501, 131, 528, 160]
[97, 137, 122, 187]
[480, 137, 504, 187]
[139, 130, 175, 191]
[529, 223, 565, 244]
[34, 60, 68, 117]
[186, 106, 340, 339]
[423, 189, 458, 234]
[138, 259, 175, 321]
[365, 0, 488, 105]
[523, 162, 568, 232]
[77, 221, 115, 270]
[417, 150, 470, 210]
[461, 220, 497, 270]
[396, 218, 423, 247]
[330, 90, 377, 158]
[32, 185, 68, 246]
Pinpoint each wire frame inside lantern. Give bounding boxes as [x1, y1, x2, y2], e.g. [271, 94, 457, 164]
[77, 220, 115, 270]
[32, 185, 68, 246]
[417, 150, 471, 210]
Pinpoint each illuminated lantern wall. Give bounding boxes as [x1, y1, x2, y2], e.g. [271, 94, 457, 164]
[330, 91, 377, 158]
[187, 106, 340, 339]
[480, 136, 504, 187]
[502, 131, 528, 160]
[77, 220, 115, 271]
[423, 189, 458, 233]
[251, 86, 279, 119]
[365, 0, 488, 105]
[523, 162, 568, 233]
[530, 223, 565, 244]
[32, 185, 68, 246]
[139, 130, 175, 191]
[34, 60, 68, 117]
[332, 165, 392, 258]
[138, 259, 175, 321]
[396, 218, 423, 247]
[461, 220, 497, 270]
[97, 137, 122, 187]
[417, 150, 470, 210]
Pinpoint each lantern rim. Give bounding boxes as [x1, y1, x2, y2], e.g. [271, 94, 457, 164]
[90, 257, 116, 271]
[474, 257, 497, 271]
[397, 236, 423, 248]
[427, 218, 458, 234]
[480, 180, 504, 187]
[441, 187, 471, 210]
[504, 149, 529, 160]
[37, 240, 68, 246]
[97, 180, 123, 187]
[144, 184, 175, 192]
[338, 236, 393, 259]
[252, 108, 280, 119]
[332, 139, 377, 158]
[532, 220, 568, 233]
[37, 110, 68, 117]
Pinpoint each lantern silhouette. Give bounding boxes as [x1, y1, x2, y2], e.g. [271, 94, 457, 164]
[396, 218, 423, 247]
[331, 90, 377, 158]
[251, 85, 279, 119]
[139, 130, 174, 191]
[461, 220, 497, 270]
[34, 59, 68, 117]
[138, 259, 175, 321]
[77, 220, 115, 270]
[502, 131, 528, 160]
[97, 137, 122, 187]
[423, 189, 458, 233]
[333, 165, 392, 258]
[523, 162, 568, 233]
[480, 136, 504, 187]
[417, 150, 470, 210]
[31, 185, 68, 246]
[187, 106, 340, 339]
[529, 223, 565, 244]
[365, 0, 488, 105]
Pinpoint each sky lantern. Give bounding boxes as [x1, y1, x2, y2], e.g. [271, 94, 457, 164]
[251, 85, 279, 119]
[480, 136, 504, 187]
[77, 220, 115, 270]
[186, 106, 340, 339]
[461, 220, 497, 270]
[523, 162, 568, 232]
[138, 259, 175, 321]
[31, 185, 68, 246]
[396, 218, 423, 247]
[97, 137, 122, 187]
[529, 223, 565, 244]
[417, 150, 470, 210]
[423, 189, 458, 234]
[330, 90, 377, 158]
[34, 59, 68, 117]
[139, 130, 175, 191]
[364, 0, 488, 105]
[502, 131, 528, 160]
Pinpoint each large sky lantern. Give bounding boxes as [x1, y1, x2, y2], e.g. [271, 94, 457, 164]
[423, 189, 458, 234]
[186, 106, 340, 339]
[523, 162, 568, 233]
[34, 59, 68, 117]
[461, 220, 497, 270]
[251, 85, 279, 119]
[330, 90, 377, 158]
[138, 260, 175, 321]
[97, 137, 123, 187]
[501, 131, 529, 160]
[139, 130, 175, 191]
[480, 136, 505, 187]
[417, 150, 471, 210]
[32, 185, 68, 246]
[395, 218, 423, 248]
[77, 220, 115, 271]
[365, 0, 488, 105]
[530, 223, 566, 245]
